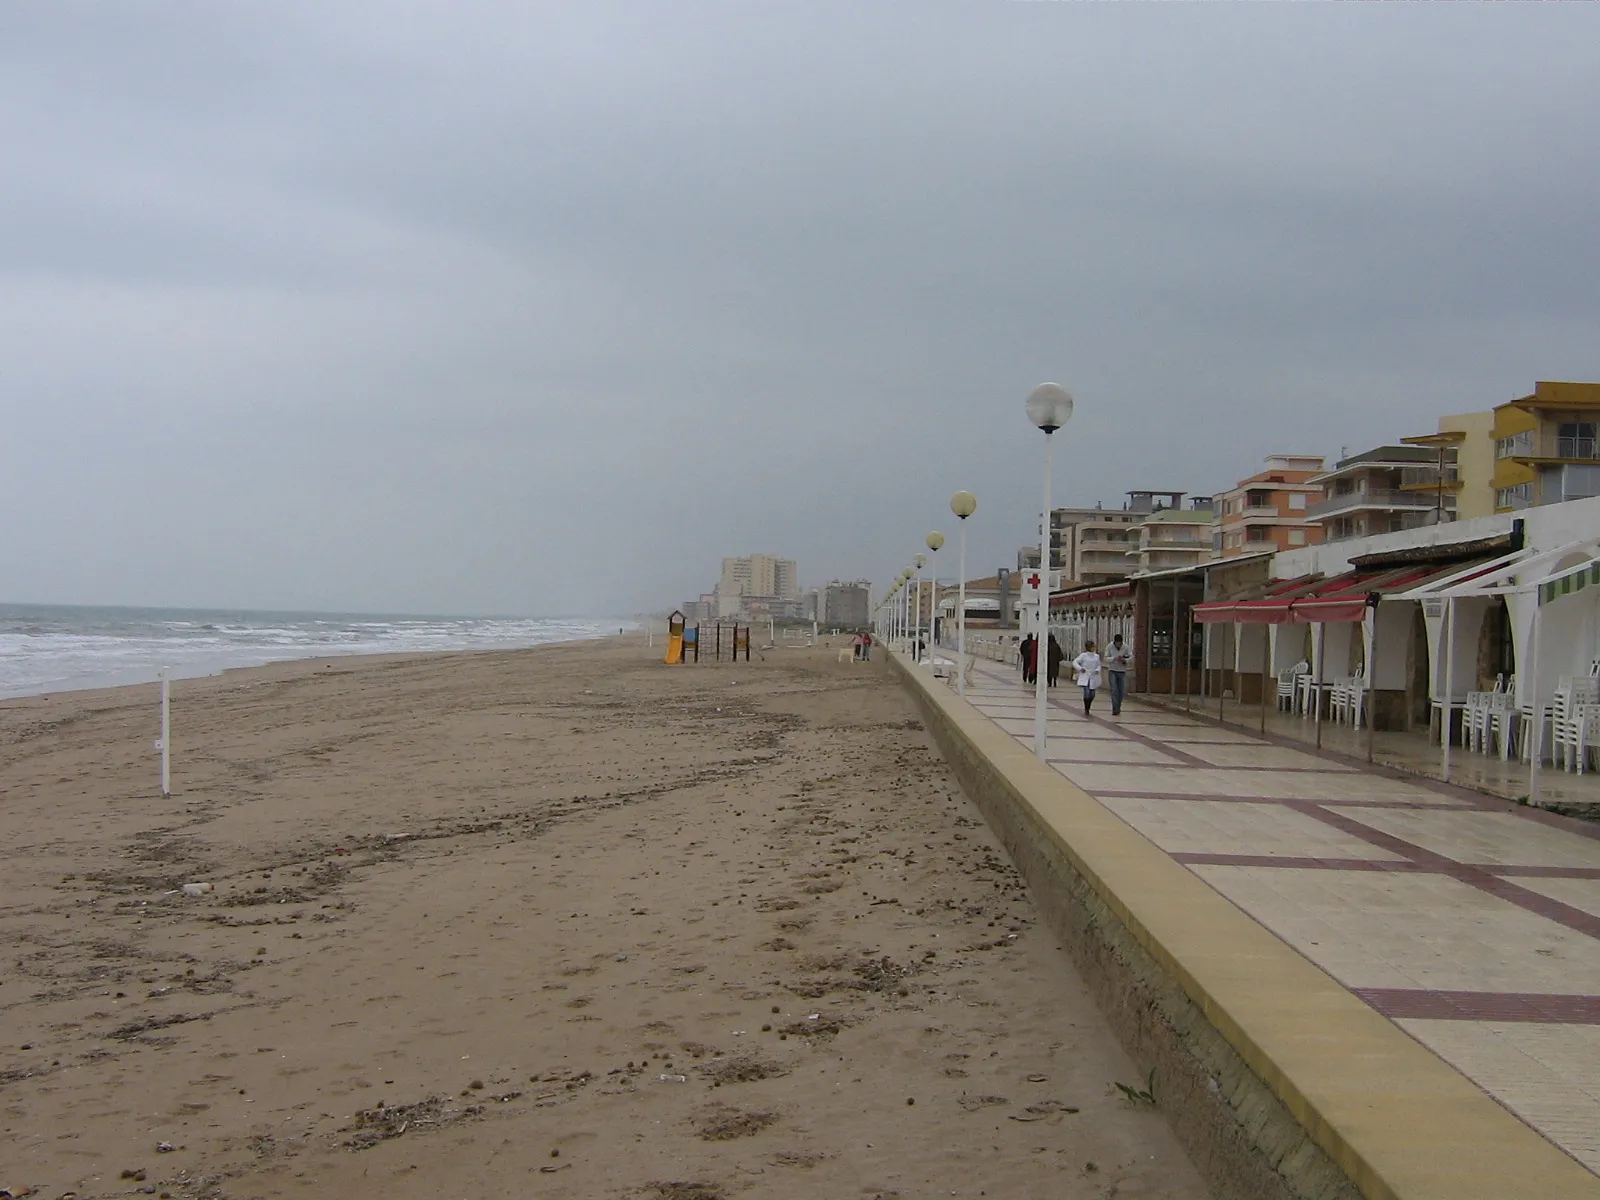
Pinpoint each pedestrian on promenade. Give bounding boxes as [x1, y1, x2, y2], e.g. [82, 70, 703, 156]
[1020, 633, 1037, 684]
[1104, 632, 1133, 715]
[1046, 633, 1064, 688]
[1073, 640, 1103, 717]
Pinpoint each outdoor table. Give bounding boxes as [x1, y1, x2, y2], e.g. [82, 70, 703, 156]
[1430, 699, 1467, 748]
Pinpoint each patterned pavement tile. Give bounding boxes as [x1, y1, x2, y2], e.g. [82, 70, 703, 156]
[1190, 867, 1600, 995]
[1340, 808, 1600, 871]
[1101, 796, 1409, 860]
[1396, 1021, 1600, 1174]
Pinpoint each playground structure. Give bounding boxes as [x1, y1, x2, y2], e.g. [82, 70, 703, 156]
[663, 611, 753, 664]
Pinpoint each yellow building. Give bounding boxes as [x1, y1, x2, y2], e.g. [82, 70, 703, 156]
[1401, 410, 1496, 522]
[1491, 381, 1600, 512]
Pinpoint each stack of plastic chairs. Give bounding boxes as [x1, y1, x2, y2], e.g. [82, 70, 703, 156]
[1552, 676, 1600, 773]
[1276, 662, 1307, 712]
[1331, 673, 1368, 729]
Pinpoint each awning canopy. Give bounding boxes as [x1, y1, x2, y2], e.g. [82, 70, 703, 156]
[1392, 538, 1600, 608]
[1194, 561, 1484, 625]
[1049, 580, 1133, 609]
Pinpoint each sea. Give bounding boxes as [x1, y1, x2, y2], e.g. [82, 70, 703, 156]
[0, 603, 629, 699]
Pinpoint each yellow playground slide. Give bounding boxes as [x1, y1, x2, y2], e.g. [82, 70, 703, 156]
[664, 633, 684, 664]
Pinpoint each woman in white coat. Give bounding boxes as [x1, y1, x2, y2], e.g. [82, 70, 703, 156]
[1072, 640, 1103, 717]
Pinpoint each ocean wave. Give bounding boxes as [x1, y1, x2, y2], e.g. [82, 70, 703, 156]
[0, 606, 630, 699]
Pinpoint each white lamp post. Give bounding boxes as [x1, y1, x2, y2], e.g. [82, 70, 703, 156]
[1026, 382, 1075, 761]
[899, 569, 912, 649]
[951, 491, 977, 696]
[926, 532, 944, 651]
[913, 553, 926, 659]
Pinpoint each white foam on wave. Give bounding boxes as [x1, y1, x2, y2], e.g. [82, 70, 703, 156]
[0, 607, 634, 699]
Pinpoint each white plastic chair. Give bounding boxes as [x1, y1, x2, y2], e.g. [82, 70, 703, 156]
[1573, 704, 1600, 775]
[1552, 682, 1600, 771]
[1276, 667, 1300, 712]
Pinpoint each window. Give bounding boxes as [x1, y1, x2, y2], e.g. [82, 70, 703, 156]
[1496, 483, 1533, 510]
[1246, 489, 1272, 509]
[1247, 527, 1272, 543]
[1288, 492, 1307, 511]
[1496, 431, 1534, 459]
[1557, 421, 1598, 460]
[1557, 464, 1600, 502]
[1288, 529, 1307, 546]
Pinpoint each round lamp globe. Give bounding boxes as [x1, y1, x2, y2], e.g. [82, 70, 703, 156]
[1025, 383, 1075, 433]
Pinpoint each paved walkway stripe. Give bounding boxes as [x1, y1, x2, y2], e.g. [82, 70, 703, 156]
[1355, 989, 1600, 1024]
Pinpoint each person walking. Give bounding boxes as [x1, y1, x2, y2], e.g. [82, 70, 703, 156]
[1104, 632, 1133, 716]
[861, 631, 872, 661]
[1073, 640, 1103, 717]
[1020, 633, 1037, 685]
[1045, 633, 1064, 688]
[852, 632, 864, 660]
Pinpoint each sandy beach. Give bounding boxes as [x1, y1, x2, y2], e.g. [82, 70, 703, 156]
[0, 637, 1204, 1199]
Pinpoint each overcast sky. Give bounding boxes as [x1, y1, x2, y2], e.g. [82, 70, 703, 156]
[3, 2, 1598, 616]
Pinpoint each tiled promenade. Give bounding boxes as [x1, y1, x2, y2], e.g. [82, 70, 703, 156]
[963, 658, 1600, 1177]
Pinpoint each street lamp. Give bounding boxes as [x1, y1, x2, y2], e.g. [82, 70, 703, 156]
[913, 554, 927, 660]
[951, 490, 977, 696]
[925, 532, 944, 652]
[1027, 382, 1074, 761]
[899, 569, 912, 649]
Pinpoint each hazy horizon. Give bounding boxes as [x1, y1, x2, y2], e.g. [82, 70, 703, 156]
[5, 3, 1598, 614]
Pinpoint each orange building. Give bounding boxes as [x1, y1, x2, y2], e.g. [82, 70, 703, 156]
[1216, 454, 1326, 557]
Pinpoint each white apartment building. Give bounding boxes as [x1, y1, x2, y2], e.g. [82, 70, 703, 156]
[719, 554, 799, 600]
[1129, 498, 1216, 572]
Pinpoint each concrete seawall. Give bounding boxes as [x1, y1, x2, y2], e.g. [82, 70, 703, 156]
[889, 653, 1600, 1200]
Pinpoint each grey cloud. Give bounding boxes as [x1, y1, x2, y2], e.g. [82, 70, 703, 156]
[3, 2, 1598, 613]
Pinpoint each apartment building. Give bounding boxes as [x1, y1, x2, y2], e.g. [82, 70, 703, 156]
[1491, 381, 1600, 512]
[1216, 455, 1326, 557]
[1129, 497, 1216, 572]
[1022, 491, 1197, 585]
[719, 554, 799, 600]
[1401, 411, 1496, 521]
[1019, 505, 1138, 577]
[815, 579, 871, 628]
[1306, 445, 1458, 542]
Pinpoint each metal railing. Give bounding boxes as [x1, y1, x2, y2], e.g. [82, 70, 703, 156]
[1306, 488, 1437, 520]
[1557, 436, 1600, 460]
[1399, 465, 1460, 488]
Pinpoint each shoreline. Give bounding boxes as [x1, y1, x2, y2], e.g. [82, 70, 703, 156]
[0, 627, 635, 706]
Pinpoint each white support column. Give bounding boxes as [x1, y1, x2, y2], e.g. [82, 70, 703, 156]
[1441, 597, 1457, 780]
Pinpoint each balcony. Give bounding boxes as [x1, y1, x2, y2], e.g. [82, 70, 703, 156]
[1557, 435, 1600, 460]
[1306, 488, 1441, 522]
[1398, 465, 1460, 490]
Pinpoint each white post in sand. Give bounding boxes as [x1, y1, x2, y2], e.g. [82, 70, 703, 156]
[1026, 383, 1074, 761]
[158, 669, 171, 797]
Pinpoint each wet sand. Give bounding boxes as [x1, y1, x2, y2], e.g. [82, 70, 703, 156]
[0, 638, 1206, 1199]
